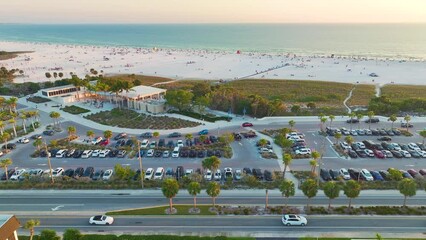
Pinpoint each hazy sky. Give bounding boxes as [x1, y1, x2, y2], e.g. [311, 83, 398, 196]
[2, 0, 426, 24]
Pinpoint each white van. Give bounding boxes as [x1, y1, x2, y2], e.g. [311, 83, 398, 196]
[172, 147, 180, 158]
[154, 167, 165, 180]
[82, 150, 93, 159]
[55, 149, 67, 158]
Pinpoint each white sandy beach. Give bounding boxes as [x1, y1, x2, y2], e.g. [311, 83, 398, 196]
[1, 41, 426, 85]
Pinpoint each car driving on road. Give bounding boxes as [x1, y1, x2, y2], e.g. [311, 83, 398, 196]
[281, 214, 307, 226]
[89, 215, 114, 225]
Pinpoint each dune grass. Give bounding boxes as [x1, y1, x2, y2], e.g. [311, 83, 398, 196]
[348, 84, 376, 106]
[104, 74, 173, 86]
[107, 205, 216, 216]
[0, 51, 32, 61]
[381, 84, 426, 101]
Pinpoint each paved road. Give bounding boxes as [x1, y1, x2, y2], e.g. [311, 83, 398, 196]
[17, 215, 426, 236]
[2, 191, 425, 212]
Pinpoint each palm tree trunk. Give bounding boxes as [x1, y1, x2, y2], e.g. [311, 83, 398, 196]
[4, 167, 8, 180]
[12, 124, 17, 138]
[328, 199, 331, 209]
[0, 127, 3, 135]
[285, 196, 288, 207]
[23, 119, 27, 134]
[169, 198, 173, 212]
[391, 122, 394, 129]
[403, 196, 407, 207]
[306, 198, 310, 212]
[194, 196, 197, 209]
[283, 165, 287, 179]
[213, 197, 216, 207]
[30, 229, 34, 240]
[348, 198, 352, 209]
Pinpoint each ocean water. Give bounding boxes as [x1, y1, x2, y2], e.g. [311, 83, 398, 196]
[1, 24, 426, 59]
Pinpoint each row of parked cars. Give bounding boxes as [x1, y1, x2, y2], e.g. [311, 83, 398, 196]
[327, 126, 405, 137]
[1, 167, 114, 181]
[340, 140, 426, 159]
[320, 168, 426, 181]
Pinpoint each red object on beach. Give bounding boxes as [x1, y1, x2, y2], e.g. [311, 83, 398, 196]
[236, 50, 241, 54]
[242, 122, 253, 127]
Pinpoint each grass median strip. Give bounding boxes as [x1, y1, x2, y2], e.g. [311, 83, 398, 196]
[107, 205, 216, 216]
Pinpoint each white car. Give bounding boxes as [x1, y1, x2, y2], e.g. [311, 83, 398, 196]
[365, 129, 372, 135]
[282, 214, 307, 226]
[364, 149, 375, 157]
[81, 150, 93, 159]
[102, 169, 113, 180]
[99, 149, 111, 158]
[89, 215, 114, 225]
[10, 169, 26, 180]
[29, 169, 43, 176]
[141, 139, 149, 148]
[204, 169, 212, 181]
[339, 168, 351, 180]
[400, 150, 411, 158]
[214, 169, 221, 181]
[295, 148, 311, 155]
[153, 167, 164, 180]
[408, 143, 421, 151]
[17, 137, 30, 144]
[91, 137, 103, 145]
[350, 130, 358, 136]
[234, 169, 242, 180]
[355, 142, 366, 149]
[340, 142, 351, 150]
[224, 167, 233, 179]
[259, 147, 273, 153]
[177, 140, 184, 147]
[55, 149, 67, 158]
[416, 150, 426, 158]
[149, 141, 157, 148]
[52, 168, 64, 177]
[361, 169, 374, 181]
[163, 150, 170, 158]
[91, 149, 101, 157]
[185, 169, 194, 177]
[146, 149, 154, 157]
[144, 168, 154, 180]
[390, 143, 401, 151]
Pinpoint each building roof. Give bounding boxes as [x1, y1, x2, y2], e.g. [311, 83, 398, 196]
[126, 85, 166, 99]
[0, 215, 20, 240]
[41, 84, 78, 92]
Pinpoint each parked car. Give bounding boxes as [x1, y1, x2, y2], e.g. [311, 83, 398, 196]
[52, 168, 64, 177]
[114, 132, 127, 140]
[400, 170, 413, 179]
[320, 168, 332, 181]
[74, 167, 84, 178]
[329, 169, 340, 180]
[102, 169, 113, 180]
[176, 166, 184, 180]
[99, 149, 111, 158]
[165, 168, 174, 178]
[99, 139, 109, 146]
[17, 137, 30, 144]
[364, 149, 375, 157]
[64, 168, 74, 177]
[140, 132, 153, 139]
[370, 171, 384, 181]
[83, 167, 94, 178]
[213, 169, 222, 181]
[400, 150, 411, 158]
[43, 130, 54, 136]
[234, 169, 242, 180]
[365, 118, 379, 123]
[198, 129, 209, 135]
[163, 150, 170, 158]
[264, 170, 273, 181]
[252, 168, 263, 180]
[355, 149, 367, 158]
[373, 149, 385, 159]
[378, 136, 392, 141]
[379, 170, 391, 180]
[391, 150, 403, 158]
[144, 168, 154, 180]
[117, 150, 127, 158]
[224, 168, 233, 179]
[92, 169, 104, 180]
[295, 148, 311, 155]
[154, 167, 165, 180]
[382, 150, 393, 158]
[91, 149, 101, 157]
[91, 137, 103, 145]
[401, 122, 413, 128]
[346, 119, 359, 123]
[2, 143, 16, 150]
[243, 168, 252, 176]
[81, 150, 93, 159]
[10, 169, 26, 181]
[168, 132, 182, 138]
[360, 169, 374, 181]
[408, 143, 421, 151]
[31, 134, 42, 140]
[282, 214, 307, 226]
[204, 169, 212, 181]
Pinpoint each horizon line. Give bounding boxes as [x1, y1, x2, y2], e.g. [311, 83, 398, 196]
[1, 22, 426, 25]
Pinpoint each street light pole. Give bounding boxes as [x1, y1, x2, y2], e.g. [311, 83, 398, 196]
[137, 139, 144, 189]
[44, 141, 54, 184]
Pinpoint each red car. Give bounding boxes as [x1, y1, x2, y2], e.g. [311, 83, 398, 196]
[373, 149, 385, 159]
[99, 139, 110, 146]
[242, 122, 253, 127]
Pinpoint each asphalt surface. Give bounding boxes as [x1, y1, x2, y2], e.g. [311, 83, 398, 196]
[2, 191, 425, 212]
[17, 215, 426, 236]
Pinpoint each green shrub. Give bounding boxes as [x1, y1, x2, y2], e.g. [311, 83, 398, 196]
[61, 105, 90, 115]
[63, 228, 83, 240]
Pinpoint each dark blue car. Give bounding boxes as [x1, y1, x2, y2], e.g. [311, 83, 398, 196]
[198, 129, 209, 135]
[370, 171, 384, 181]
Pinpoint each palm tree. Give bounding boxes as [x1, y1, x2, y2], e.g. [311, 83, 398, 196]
[153, 132, 160, 138]
[6, 97, 18, 114]
[348, 112, 356, 130]
[334, 132, 342, 145]
[388, 114, 397, 129]
[49, 111, 61, 128]
[185, 134, 193, 141]
[356, 113, 363, 130]
[288, 120, 295, 131]
[323, 181, 340, 209]
[71, 75, 84, 101]
[0, 132, 11, 147]
[135, 138, 144, 188]
[33, 139, 43, 151]
[311, 151, 321, 175]
[367, 111, 375, 130]
[44, 141, 55, 184]
[103, 130, 113, 142]
[121, 81, 134, 108]
[282, 153, 292, 179]
[309, 160, 317, 175]
[199, 135, 207, 143]
[8, 118, 17, 138]
[279, 179, 295, 207]
[95, 80, 110, 101]
[0, 121, 4, 135]
[110, 80, 124, 108]
[329, 115, 335, 128]
[404, 115, 411, 132]
[24, 219, 40, 240]
[0, 158, 12, 180]
[20, 111, 28, 134]
[86, 130, 95, 141]
[206, 181, 221, 207]
[320, 117, 327, 132]
[188, 182, 201, 209]
[161, 178, 179, 213]
[67, 126, 76, 141]
[258, 138, 268, 148]
[202, 156, 221, 175]
[344, 136, 354, 146]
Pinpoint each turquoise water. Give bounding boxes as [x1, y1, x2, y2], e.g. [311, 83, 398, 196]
[1, 24, 426, 59]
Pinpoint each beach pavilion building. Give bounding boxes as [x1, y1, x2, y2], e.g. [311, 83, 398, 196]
[36, 84, 167, 114]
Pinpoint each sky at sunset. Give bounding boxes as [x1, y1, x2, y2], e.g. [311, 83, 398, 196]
[1, 0, 426, 24]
